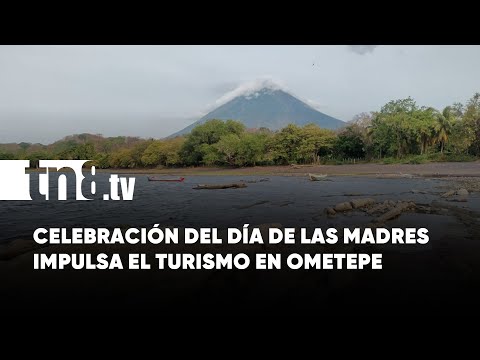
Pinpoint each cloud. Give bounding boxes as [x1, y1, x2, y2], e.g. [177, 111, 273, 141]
[209, 77, 288, 109]
[204, 77, 329, 115]
[347, 45, 378, 55]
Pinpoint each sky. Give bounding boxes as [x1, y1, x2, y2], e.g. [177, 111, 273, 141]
[0, 45, 479, 144]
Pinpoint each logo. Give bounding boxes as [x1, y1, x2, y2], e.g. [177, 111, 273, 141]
[0, 160, 135, 201]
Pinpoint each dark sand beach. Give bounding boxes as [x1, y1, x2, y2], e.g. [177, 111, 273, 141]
[103, 160, 480, 177]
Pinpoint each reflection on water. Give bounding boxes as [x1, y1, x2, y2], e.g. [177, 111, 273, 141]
[0, 172, 477, 242]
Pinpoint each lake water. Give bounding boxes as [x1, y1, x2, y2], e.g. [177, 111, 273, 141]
[2, 172, 480, 315]
[0, 172, 478, 243]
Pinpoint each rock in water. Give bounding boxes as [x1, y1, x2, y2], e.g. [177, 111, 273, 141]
[350, 198, 375, 209]
[373, 202, 413, 223]
[456, 188, 469, 196]
[334, 202, 353, 212]
[325, 207, 336, 215]
[441, 190, 456, 198]
[443, 188, 470, 202]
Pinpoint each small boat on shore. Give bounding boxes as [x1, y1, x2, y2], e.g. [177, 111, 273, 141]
[148, 176, 185, 182]
[308, 173, 328, 181]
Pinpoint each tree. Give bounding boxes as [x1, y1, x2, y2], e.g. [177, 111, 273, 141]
[442, 100, 474, 154]
[0, 152, 15, 160]
[141, 140, 164, 166]
[381, 97, 417, 114]
[162, 137, 184, 166]
[377, 99, 418, 158]
[110, 148, 134, 168]
[94, 153, 111, 169]
[27, 151, 52, 168]
[200, 143, 221, 166]
[335, 124, 366, 159]
[268, 124, 302, 164]
[57, 142, 96, 160]
[142, 137, 184, 167]
[297, 124, 336, 164]
[370, 111, 410, 158]
[214, 134, 241, 166]
[236, 132, 269, 166]
[108, 141, 151, 168]
[369, 98, 439, 158]
[464, 93, 480, 155]
[413, 107, 437, 155]
[435, 106, 455, 153]
[180, 119, 245, 165]
[128, 141, 152, 168]
[350, 112, 373, 128]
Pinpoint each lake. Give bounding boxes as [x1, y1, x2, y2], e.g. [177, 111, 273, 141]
[2, 172, 480, 315]
[1, 172, 477, 243]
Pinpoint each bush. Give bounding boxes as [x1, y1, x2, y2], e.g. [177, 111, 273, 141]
[382, 157, 397, 164]
[442, 153, 477, 162]
[378, 153, 477, 165]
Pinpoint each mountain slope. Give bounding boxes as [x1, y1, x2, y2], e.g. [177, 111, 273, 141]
[170, 88, 344, 137]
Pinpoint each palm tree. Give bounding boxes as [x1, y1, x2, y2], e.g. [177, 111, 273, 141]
[435, 107, 454, 154]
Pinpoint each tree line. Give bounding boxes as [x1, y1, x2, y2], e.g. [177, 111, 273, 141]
[1, 93, 479, 168]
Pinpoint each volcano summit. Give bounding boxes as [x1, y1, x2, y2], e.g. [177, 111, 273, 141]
[170, 83, 344, 137]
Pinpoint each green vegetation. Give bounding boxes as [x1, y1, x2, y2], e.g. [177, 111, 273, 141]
[1, 93, 479, 168]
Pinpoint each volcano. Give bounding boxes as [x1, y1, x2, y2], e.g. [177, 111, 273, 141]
[169, 85, 344, 137]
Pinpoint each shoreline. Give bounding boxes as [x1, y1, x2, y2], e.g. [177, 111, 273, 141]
[25, 161, 480, 177]
[95, 161, 480, 178]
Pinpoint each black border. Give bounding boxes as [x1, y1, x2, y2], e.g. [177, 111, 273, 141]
[1, 8, 478, 45]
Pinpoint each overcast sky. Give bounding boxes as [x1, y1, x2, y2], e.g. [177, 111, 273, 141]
[1, 45, 479, 144]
